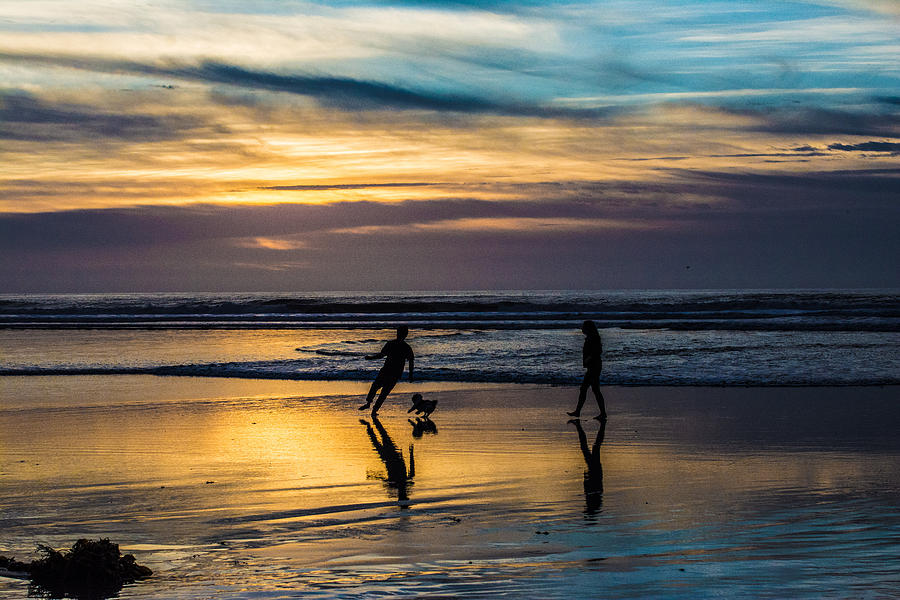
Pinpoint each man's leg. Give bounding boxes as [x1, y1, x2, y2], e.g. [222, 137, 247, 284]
[359, 377, 383, 410]
[370, 377, 398, 415]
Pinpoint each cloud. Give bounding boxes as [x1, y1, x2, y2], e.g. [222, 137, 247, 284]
[236, 237, 308, 251]
[352, 0, 562, 10]
[728, 105, 900, 137]
[0, 52, 614, 118]
[0, 90, 202, 142]
[2, 167, 897, 252]
[824, 0, 900, 18]
[827, 141, 900, 152]
[233, 260, 309, 271]
[670, 167, 900, 204]
[261, 182, 441, 191]
[0, 198, 659, 251]
[1, 165, 898, 292]
[330, 216, 662, 235]
[555, 87, 868, 108]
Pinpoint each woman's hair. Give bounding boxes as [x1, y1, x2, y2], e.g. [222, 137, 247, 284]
[582, 320, 600, 338]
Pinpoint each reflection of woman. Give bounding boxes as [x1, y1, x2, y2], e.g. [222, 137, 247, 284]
[570, 419, 605, 514]
[568, 320, 608, 420]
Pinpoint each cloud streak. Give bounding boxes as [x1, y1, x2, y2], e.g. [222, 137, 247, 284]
[0, 91, 203, 142]
[827, 141, 900, 153]
[261, 183, 441, 191]
[0, 51, 615, 118]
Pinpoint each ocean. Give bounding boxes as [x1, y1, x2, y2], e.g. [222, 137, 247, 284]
[1, 289, 898, 386]
[2, 292, 900, 599]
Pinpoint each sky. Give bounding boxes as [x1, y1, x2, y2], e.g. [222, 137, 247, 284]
[1, 0, 898, 292]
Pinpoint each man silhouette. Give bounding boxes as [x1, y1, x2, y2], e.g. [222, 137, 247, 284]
[358, 325, 414, 416]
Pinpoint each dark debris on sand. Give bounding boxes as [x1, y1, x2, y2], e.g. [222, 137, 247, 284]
[0, 538, 152, 599]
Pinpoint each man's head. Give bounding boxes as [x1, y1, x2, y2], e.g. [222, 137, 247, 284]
[396, 325, 409, 340]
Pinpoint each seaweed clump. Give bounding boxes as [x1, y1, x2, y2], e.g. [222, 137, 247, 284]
[0, 538, 152, 599]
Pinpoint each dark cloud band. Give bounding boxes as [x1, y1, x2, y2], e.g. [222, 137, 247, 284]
[0, 91, 203, 142]
[0, 52, 612, 119]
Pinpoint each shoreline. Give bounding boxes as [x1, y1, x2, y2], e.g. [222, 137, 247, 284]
[3, 373, 899, 410]
[3, 374, 899, 417]
[3, 370, 898, 386]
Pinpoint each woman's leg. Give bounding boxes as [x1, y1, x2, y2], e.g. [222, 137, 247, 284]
[568, 372, 591, 416]
[591, 375, 607, 419]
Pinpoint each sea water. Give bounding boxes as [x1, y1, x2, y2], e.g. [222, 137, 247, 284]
[1, 289, 898, 386]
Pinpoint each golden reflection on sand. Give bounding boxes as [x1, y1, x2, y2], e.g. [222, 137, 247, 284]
[2, 379, 899, 598]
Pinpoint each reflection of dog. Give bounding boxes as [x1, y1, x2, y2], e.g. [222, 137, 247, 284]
[409, 417, 438, 437]
[407, 393, 437, 417]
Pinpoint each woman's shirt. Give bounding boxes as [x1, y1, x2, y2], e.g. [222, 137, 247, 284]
[583, 335, 603, 370]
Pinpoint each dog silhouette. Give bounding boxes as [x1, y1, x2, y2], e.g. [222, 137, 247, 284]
[407, 393, 437, 417]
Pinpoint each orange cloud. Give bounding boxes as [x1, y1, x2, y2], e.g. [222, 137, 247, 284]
[236, 237, 308, 250]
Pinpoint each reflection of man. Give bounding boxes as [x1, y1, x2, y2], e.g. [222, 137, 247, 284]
[360, 417, 414, 504]
[570, 419, 605, 515]
[358, 325, 414, 416]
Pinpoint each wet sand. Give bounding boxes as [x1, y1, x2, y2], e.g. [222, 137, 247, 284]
[1, 376, 899, 598]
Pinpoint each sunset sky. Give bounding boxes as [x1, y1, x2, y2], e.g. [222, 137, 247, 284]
[1, 0, 897, 292]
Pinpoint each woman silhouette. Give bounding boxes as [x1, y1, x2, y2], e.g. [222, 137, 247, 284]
[568, 320, 608, 420]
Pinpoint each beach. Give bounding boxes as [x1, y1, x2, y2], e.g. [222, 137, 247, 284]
[4, 0, 900, 591]
[2, 376, 899, 598]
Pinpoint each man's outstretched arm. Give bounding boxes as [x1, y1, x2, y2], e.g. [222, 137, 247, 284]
[366, 343, 389, 360]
